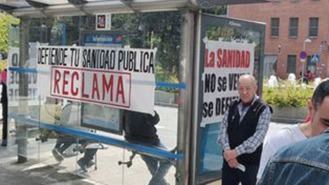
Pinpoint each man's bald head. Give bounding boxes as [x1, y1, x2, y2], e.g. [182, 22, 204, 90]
[239, 74, 257, 87]
[238, 74, 258, 104]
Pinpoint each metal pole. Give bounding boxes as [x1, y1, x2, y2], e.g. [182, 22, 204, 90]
[302, 41, 306, 83]
[176, 9, 196, 185]
[17, 18, 30, 163]
[302, 39, 312, 82]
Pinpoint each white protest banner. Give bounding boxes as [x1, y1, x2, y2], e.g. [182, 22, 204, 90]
[37, 45, 156, 114]
[201, 38, 255, 126]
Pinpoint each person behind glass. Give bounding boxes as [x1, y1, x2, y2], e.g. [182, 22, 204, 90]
[51, 102, 97, 172]
[1, 69, 8, 146]
[52, 135, 97, 172]
[218, 74, 272, 185]
[123, 110, 171, 185]
[258, 79, 329, 185]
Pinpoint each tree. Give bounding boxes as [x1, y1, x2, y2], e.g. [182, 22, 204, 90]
[112, 12, 182, 82]
[0, 13, 19, 53]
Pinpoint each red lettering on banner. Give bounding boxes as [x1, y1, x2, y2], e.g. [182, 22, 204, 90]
[205, 48, 251, 69]
[245, 51, 250, 67]
[71, 71, 79, 96]
[53, 70, 61, 94]
[92, 73, 100, 100]
[62, 70, 69, 95]
[81, 72, 89, 98]
[217, 49, 222, 68]
[205, 49, 215, 67]
[116, 76, 125, 104]
[103, 75, 114, 101]
[51, 67, 130, 108]
[207, 50, 215, 68]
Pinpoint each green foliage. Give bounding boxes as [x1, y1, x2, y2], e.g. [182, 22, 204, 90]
[0, 13, 19, 53]
[111, 12, 182, 83]
[206, 26, 234, 41]
[263, 81, 313, 108]
[202, 5, 227, 15]
[8, 12, 182, 84]
[206, 25, 257, 45]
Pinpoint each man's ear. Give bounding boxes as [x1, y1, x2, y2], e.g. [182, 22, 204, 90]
[307, 100, 314, 120]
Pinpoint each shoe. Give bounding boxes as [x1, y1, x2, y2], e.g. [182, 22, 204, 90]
[77, 159, 87, 172]
[17, 156, 27, 163]
[52, 149, 64, 162]
[86, 160, 95, 168]
[62, 150, 78, 158]
[151, 179, 170, 185]
[160, 179, 170, 185]
[1, 140, 7, 147]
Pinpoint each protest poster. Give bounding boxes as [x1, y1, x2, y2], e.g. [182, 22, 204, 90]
[201, 38, 255, 126]
[37, 45, 157, 114]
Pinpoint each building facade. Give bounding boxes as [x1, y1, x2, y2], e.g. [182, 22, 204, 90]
[228, 0, 329, 79]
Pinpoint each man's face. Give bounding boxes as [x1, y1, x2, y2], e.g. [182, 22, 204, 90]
[238, 77, 257, 104]
[311, 96, 329, 136]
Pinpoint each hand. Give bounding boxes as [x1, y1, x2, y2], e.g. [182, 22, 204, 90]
[224, 149, 238, 161]
[227, 158, 239, 168]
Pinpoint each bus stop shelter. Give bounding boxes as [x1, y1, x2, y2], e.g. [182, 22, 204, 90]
[0, 0, 268, 184]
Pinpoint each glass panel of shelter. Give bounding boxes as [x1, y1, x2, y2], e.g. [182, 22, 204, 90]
[8, 12, 181, 185]
[196, 14, 265, 183]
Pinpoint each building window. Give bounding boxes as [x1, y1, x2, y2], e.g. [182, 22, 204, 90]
[287, 55, 296, 73]
[289, 17, 298, 37]
[309, 17, 319, 37]
[271, 17, 280, 37]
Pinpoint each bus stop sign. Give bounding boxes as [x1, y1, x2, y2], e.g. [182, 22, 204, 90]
[300, 51, 307, 62]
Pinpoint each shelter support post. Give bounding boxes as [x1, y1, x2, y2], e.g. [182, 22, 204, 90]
[16, 18, 30, 163]
[176, 9, 197, 185]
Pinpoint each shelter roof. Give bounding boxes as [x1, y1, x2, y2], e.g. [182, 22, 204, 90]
[0, 0, 270, 17]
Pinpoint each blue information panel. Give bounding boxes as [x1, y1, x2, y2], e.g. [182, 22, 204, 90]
[199, 123, 222, 174]
[82, 31, 123, 47]
[81, 104, 122, 134]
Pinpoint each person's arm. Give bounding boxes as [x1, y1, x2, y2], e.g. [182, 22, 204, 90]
[257, 159, 275, 185]
[147, 111, 160, 125]
[219, 110, 239, 167]
[234, 106, 271, 156]
[257, 137, 276, 180]
[218, 110, 230, 151]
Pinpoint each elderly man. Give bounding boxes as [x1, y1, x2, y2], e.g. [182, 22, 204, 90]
[219, 74, 272, 185]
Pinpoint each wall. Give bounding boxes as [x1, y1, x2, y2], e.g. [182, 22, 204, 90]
[228, 0, 329, 79]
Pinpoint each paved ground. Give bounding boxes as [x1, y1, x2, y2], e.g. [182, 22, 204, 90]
[0, 105, 178, 185]
[0, 105, 293, 185]
[0, 136, 177, 185]
[206, 122, 294, 185]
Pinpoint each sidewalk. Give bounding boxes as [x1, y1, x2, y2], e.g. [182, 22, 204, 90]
[0, 136, 176, 185]
[0, 119, 178, 185]
[206, 122, 294, 185]
[0, 105, 178, 185]
[0, 121, 292, 185]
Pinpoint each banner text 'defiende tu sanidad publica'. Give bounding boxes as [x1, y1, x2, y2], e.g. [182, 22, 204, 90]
[37, 45, 157, 114]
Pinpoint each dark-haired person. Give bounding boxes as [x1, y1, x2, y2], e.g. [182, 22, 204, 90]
[257, 79, 329, 180]
[218, 74, 272, 185]
[123, 110, 171, 185]
[1, 69, 8, 146]
[51, 102, 98, 172]
[258, 78, 329, 185]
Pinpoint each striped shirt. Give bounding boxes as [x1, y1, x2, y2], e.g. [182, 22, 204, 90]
[218, 96, 272, 156]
